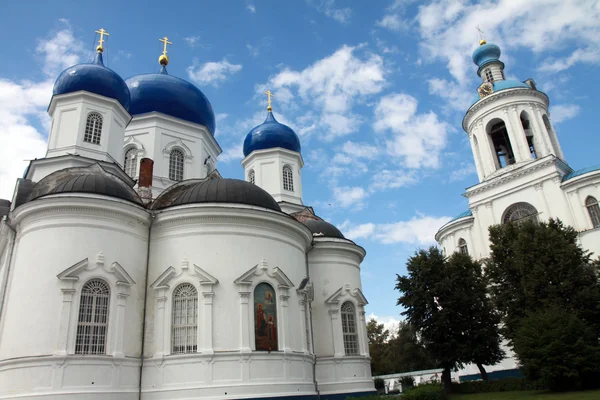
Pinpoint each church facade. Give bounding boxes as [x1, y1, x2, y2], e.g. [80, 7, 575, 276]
[0, 35, 374, 399]
[435, 39, 600, 378]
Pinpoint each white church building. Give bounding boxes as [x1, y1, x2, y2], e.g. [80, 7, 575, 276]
[435, 39, 600, 380]
[0, 35, 374, 399]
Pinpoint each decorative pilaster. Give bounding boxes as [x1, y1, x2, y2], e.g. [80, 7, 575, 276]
[278, 286, 291, 352]
[239, 289, 252, 352]
[55, 288, 76, 356]
[297, 293, 308, 354]
[154, 295, 167, 357]
[112, 283, 130, 358]
[330, 309, 344, 357]
[202, 291, 215, 354]
[357, 306, 369, 357]
[534, 183, 550, 221]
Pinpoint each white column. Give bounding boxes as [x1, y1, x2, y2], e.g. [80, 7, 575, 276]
[529, 104, 550, 156]
[55, 288, 76, 356]
[330, 309, 344, 357]
[112, 283, 129, 358]
[298, 296, 308, 354]
[474, 119, 498, 177]
[154, 293, 167, 357]
[507, 106, 532, 162]
[202, 290, 214, 354]
[278, 287, 291, 352]
[469, 133, 484, 181]
[239, 287, 251, 352]
[358, 305, 369, 357]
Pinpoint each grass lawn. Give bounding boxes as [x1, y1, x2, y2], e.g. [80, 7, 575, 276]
[449, 389, 600, 400]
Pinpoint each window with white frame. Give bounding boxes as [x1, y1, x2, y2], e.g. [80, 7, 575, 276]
[248, 169, 255, 184]
[84, 113, 103, 145]
[75, 279, 110, 355]
[124, 148, 138, 178]
[282, 165, 294, 191]
[169, 149, 185, 181]
[458, 238, 468, 255]
[172, 283, 198, 354]
[503, 202, 538, 225]
[586, 196, 600, 228]
[341, 301, 358, 355]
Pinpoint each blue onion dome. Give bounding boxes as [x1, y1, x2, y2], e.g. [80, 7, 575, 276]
[302, 217, 345, 239]
[28, 165, 141, 204]
[472, 41, 502, 69]
[53, 52, 130, 110]
[125, 66, 216, 135]
[243, 111, 301, 157]
[160, 178, 281, 212]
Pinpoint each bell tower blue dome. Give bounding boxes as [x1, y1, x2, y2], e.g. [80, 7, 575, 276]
[472, 41, 504, 76]
[125, 66, 216, 135]
[53, 52, 131, 110]
[243, 111, 301, 157]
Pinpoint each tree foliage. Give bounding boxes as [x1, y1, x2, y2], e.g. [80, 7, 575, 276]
[486, 219, 600, 390]
[395, 247, 504, 389]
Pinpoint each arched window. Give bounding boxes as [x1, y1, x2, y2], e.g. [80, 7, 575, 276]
[341, 301, 358, 356]
[248, 169, 255, 184]
[169, 149, 184, 181]
[458, 238, 468, 255]
[503, 202, 538, 224]
[76, 279, 110, 355]
[172, 283, 198, 354]
[585, 196, 600, 228]
[487, 119, 515, 169]
[84, 113, 103, 145]
[124, 148, 138, 178]
[254, 282, 278, 351]
[520, 111, 536, 159]
[282, 165, 294, 191]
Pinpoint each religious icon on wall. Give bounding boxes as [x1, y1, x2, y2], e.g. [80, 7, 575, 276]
[254, 282, 278, 351]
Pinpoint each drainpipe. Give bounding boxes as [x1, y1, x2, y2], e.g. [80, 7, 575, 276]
[305, 241, 319, 399]
[0, 217, 17, 324]
[138, 159, 155, 399]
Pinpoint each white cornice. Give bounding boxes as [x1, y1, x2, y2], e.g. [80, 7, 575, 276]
[311, 239, 366, 261]
[463, 89, 549, 132]
[48, 91, 132, 124]
[434, 216, 475, 242]
[241, 147, 304, 168]
[325, 283, 368, 306]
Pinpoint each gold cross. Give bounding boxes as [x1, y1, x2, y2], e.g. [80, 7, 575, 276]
[265, 90, 274, 112]
[159, 36, 172, 57]
[476, 25, 486, 45]
[95, 28, 110, 53]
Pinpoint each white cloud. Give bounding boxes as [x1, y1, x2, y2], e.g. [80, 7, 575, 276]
[1, 23, 86, 199]
[376, 14, 404, 31]
[449, 162, 476, 182]
[550, 104, 581, 124]
[309, 0, 352, 23]
[341, 141, 379, 159]
[428, 77, 474, 112]
[219, 143, 244, 163]
[374, 93, 448, 169]
[267, 45, 386, 140]
[415, 0, 600, 84]
[331, 186, 368, 209]
[187, 60, 242, 86]
[339, 214, 451, 245]
[246, 4, 256, 13]
[369, 169, 416, 191]
[368, 313, 401, 336]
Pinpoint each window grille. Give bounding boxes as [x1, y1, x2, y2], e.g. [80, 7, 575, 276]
[248, 169, 255, 184]
[169, 149, 184, 181]
[283, 165, 294, 191]
[485, 69, 494, 83]
[124, 148, 138, 178]
[75, 279, 110, 355]
[341, 301, 358, 356]
[586, 196, 600, 228]
[458, 238, 468, 255]
[84, 113, 103, 145]
[172, 283, 198, 354]
[503, 202, 538, 224]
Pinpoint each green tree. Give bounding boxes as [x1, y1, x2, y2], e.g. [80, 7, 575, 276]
[486, 219, 600, 343]
[514, 306, 600, 391]
[366, 318, 392, 376]
[386, 321, 436, 373]
[486, 219, 600, 390]
[395, 247, 504, 389]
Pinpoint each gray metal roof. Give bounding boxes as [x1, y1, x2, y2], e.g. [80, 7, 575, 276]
[166, 178, 281, 212]
[302, 218, 345, 239]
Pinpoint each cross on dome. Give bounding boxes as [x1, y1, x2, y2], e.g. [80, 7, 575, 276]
[475, 25, 486, 45]
[95, 28, 109, 53]
[159, 36, 172, 66]
[264, 90, 274, 112]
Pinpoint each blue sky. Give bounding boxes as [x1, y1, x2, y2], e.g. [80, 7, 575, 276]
[1, 0, 599, 330]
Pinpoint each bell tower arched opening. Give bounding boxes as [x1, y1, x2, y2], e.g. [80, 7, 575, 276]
[520, 111, 537, 159]
[487, 118, 515, 169]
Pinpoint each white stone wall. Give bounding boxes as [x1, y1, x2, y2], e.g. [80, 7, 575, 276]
[242, 148, 304, 206]
[124, 113, 222, 198]
[0, 195, 150, 399]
